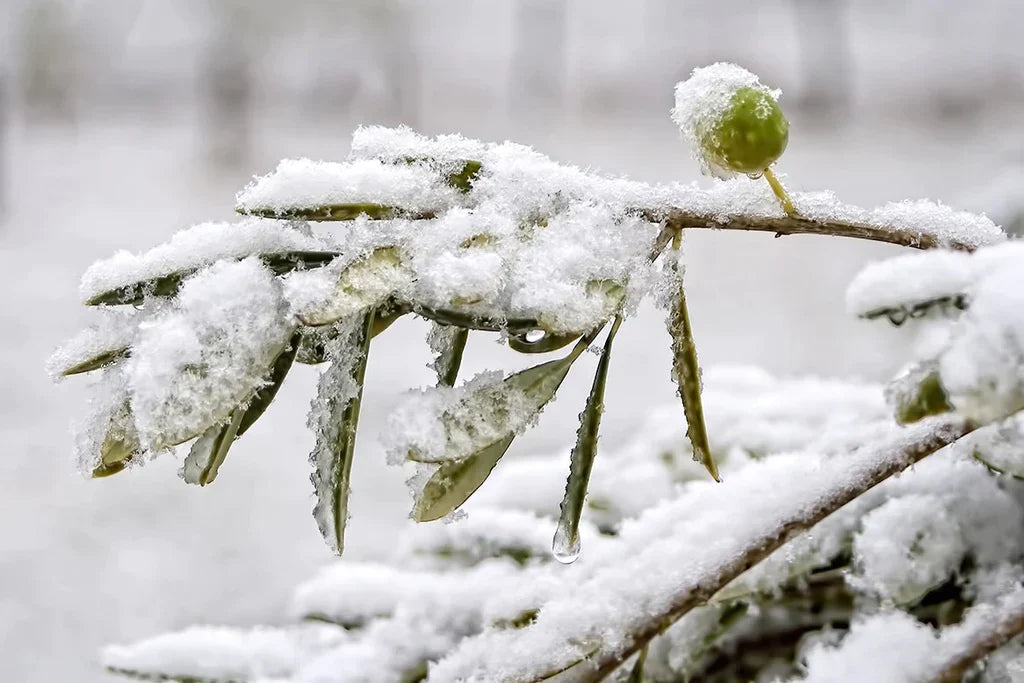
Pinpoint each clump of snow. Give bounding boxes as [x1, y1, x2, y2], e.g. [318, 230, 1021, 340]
[237, 157, 460, 216]
[101, 625, 345, 682]
[127, 258, 293, 451]
[396, 508, 560, 568]
[47, 308, 142, 378]
[849, 494, 965, 605]
[79, 218, 326, 304]
[846, 249, 972, 319]
[671, 62, 776, 178]
[940, 264, 1024, 422]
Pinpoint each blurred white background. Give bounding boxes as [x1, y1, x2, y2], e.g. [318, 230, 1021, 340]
[2, 1, 1024, 680]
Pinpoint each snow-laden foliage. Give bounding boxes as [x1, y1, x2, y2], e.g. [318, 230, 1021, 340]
[50, 63, 1024, 681]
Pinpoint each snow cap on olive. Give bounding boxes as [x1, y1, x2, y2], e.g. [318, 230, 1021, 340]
[672, 63, 789, 179]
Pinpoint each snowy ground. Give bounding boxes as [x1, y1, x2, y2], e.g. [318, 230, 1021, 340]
[1, 106, 1019, 682]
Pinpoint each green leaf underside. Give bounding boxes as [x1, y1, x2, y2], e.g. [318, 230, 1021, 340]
[240, 203, 432, 222]
[313, 309, 375, 554]
[183, 406, 246, 486]
[436, 326, 469, 387]
[236, 330, 302, 437]
[413, 333, 596, 522]
[554, 317, 621, 558]
[85, 250, 341, 306]
[862, 294, 968, 326]
[413, 304, 539, 334]
[895, 370, 953, 425]
[668, 257, 719, 481]
[61, 347, 131, 376]
[298, 247, 408, 327]
[508, 330, 581, 354]
[92, 408, 140, 478]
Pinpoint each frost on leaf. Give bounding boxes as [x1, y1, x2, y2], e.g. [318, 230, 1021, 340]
[79, 218, 330, 306]
[308, 311, 374, 555]
[389, 339, 591, 522]
[291, 246, 411, 327]
[126, 258, 293, 452]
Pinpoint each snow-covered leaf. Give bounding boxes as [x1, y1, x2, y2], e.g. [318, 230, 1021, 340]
[428, 323, 469, 387]
[553, 317, 620, 564]
[308, 311, 374, 554]
[295, 247, 411, 327]
[407, 337, 594, 522]
[127, 258, 293, 452]
[665, 250, 718, 481]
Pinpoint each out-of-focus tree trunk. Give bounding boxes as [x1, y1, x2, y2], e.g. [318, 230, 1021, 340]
[511, 0, 568, 114]
[792, 0, 851, 117]
[19, 0, 78, 123]
[201, 3, 254, 168]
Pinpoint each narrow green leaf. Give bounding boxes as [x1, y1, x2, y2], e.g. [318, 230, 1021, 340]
[239, 203, 433, 222]
[667, 255, 719, 481]
[508, 330, 581, 354]
[310, 310, 375, 554]
[182, 405, 246, 486]
[413, 333, 596, 522]
[85, 250, 341, 306]
[298, 247, 410, 327]
[60, 346, 131, 376]
[430, 325, 469, 387]
[92, 403, 140, 478]
[236, 329, 301, 437]
[552, 316, 621, 564]
[627, 644, 648, 683]
[413, 304, 539, 334]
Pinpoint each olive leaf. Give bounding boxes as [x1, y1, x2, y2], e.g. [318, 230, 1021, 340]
[239, 202, 419, 222]
[552, 316, 621, 563]
[507, 329, 581, 354]
[887, 363, 954, 425]
[413, 304, 539, 334]
[297, 302, 408, 365]
[234, 158, 481, 222]
[180, 330, 302, 486]
[429, 324, 469, 387]
[91, 401, 140, 478]
[298, 247, 410, 327]
[181, 405, 246, 486]
[413, 331, 598, 522]
[59, 346, 131, 377]
[85, 250, 340, 306]
[627, 645, 648, 683]
[310, 310, 375, 554]
[667, 254, 719, 481]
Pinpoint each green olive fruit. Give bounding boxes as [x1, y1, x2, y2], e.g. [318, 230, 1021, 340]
[701, 87, 789, 175]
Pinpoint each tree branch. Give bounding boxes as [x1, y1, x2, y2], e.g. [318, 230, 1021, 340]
[641, 209, 983, 252]
[934, 598, 1024, 683]
[565, 417, 979, 682]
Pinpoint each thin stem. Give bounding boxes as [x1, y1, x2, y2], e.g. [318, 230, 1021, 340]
[763, 166, 795, 215]
[562, 416, 980, 682]
[638, 209, 982, 252]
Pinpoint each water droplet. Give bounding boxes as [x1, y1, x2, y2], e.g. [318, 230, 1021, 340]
[524, 329, 546, 343]
[552, 526, 581, 564]
[747, 171, 764, 180]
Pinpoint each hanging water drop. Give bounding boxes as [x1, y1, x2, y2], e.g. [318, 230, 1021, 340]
[552, 524, 581, 564]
